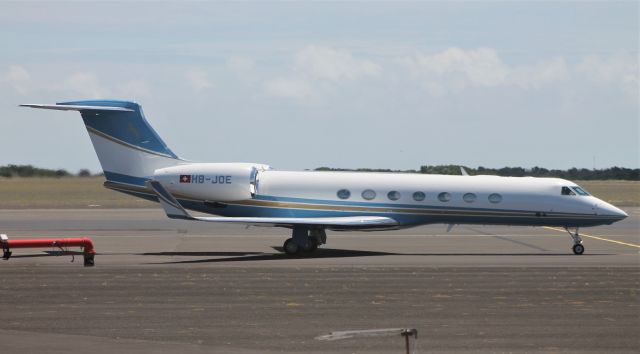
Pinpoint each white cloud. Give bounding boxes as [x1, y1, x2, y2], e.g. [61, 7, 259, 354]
[400, 48, 508, 88]
[400, 47, 572, 94]
[186, 69, 213, 92]
[117, 79, 151, 99]
[577, 53, 638, 98]
[264, 45, 381, 100]
[295, 45, 381, 81]
[6, 65, 31, 94]
[227, 56, 255, 74]
[263, 78, 313, 99]
[8, 70, 147, 99]
[510, 57, 569, 89]
[62, 72, 109, 98]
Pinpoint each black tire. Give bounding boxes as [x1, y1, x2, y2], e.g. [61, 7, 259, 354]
[572, 244, 584, 255]
[283, 238, 299, 255]
[83, 254, 95, 267]
[302, 240, 318, 253]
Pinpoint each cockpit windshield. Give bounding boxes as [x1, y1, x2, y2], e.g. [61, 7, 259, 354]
[561, 186, 590, 196]
[571, 186, 590, 196]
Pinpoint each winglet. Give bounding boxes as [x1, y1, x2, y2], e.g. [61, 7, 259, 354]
[460, 166, 469, 176]
[145, 180, 194, 220]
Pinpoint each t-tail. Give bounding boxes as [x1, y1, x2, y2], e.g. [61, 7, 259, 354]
[20, 100, 184, 199]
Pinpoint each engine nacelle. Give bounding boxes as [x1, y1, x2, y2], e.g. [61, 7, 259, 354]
[153, 163, 271, 202]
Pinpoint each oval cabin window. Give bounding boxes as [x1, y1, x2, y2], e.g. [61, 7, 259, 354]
[463, 193, 477, 203]
[488, 193, 502, 203]
[387, 191, 400, 201]
[362, 189, 376, 200]
[438, 192, 451, 202]
[412, 191, 426, 201]
[337, 189, 351, 200]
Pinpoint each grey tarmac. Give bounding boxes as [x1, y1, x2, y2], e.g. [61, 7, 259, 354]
[0, 208, 638, 353]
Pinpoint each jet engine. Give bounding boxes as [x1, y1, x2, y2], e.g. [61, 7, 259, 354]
[153, 163, 271, 201]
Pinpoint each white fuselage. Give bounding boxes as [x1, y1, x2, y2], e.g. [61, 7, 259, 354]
[150, 163, 627, 229]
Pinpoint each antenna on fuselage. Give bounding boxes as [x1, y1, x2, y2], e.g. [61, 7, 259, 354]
[460, 166, 469, 176]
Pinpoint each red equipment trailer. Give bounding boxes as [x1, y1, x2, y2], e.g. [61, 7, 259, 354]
[1, 234, 96, 266]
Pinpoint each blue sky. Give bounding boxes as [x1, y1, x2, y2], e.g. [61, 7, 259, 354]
[1, 1, 638, 173]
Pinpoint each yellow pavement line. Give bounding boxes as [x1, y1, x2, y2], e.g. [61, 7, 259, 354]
[543, 226, 640, 249]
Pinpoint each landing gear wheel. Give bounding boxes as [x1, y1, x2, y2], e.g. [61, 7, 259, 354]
[283, 238, 299, 255]
[572, 244, 584, 255]
[302, 240, 318, 253]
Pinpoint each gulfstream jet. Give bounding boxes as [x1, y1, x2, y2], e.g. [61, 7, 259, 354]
[21, 100, 628, 255]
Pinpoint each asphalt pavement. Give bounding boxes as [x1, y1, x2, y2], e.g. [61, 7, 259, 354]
[0, 208, 638, 353]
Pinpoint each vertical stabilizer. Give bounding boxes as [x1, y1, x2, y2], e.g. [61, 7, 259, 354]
[21, 100, 183, 188]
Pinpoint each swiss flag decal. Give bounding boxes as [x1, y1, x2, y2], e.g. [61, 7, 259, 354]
[179, 175, 191, 183]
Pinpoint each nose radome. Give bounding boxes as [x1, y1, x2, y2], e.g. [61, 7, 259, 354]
[598, 200, 628, 219]
[617, 207, 629, 219]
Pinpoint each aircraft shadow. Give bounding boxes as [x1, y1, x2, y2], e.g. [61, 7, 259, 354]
[1, 249, 612, 264]
[142, 251, 263, 257]
[147, 247, 610, 265]
[3, 253, 62, 259]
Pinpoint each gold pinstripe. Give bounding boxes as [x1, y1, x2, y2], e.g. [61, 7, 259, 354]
[105, 181, 611, 220]
[86, 126, 177, 159]
[226, 199, 610, 219]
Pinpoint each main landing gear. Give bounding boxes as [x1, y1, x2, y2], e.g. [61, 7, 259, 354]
[282, 227, 326, 256]
[564, 227, 584, 255]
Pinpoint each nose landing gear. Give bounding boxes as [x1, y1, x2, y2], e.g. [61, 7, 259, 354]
[565, 227, 584, 255]
[572, 243, 585, 255]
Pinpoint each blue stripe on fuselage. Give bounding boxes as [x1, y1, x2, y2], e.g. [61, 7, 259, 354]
[178, 200, 611, 227]
[104, 171, 149, 186]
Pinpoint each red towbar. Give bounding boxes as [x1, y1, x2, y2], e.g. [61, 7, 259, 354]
[1, 234, 96, 266]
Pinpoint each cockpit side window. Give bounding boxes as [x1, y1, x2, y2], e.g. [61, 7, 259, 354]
[571, 186, 590, 196]
[561, 186, 576, 196]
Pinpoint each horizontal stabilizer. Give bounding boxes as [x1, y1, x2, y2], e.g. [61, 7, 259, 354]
[20, 103, 134, 112]
[146, 180, 398, 229]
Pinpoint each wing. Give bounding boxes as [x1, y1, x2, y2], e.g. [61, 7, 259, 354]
[146, 180, 398, 230]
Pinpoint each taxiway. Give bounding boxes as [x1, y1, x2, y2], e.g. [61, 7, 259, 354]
[0, 208, 638, 353]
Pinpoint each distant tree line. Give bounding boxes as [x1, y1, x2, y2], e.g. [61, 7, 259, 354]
[315, 165, 639, 180]
[1, 164, 638, 180]
[0, 164, 100, 178]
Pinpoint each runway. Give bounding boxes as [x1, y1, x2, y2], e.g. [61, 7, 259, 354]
[0, 208, 638, 353]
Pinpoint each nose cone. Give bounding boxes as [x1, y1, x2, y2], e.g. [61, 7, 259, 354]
[598, 200, 628, 221]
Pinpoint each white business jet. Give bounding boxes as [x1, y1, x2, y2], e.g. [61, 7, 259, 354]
[21, 100, 627, 255]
